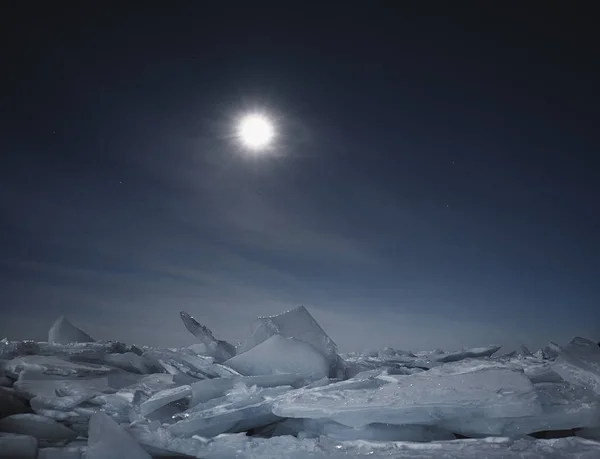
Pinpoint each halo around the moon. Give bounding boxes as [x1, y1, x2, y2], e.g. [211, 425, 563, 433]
[236, 113, 275, 151]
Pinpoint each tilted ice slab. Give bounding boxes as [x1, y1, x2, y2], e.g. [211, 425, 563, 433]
[432, 345, 502, 363]
[139, 384, 192, 417]
[273, 368, 543, 435]
[437, 381, 600, 437]
[0, 433, 38, 459]
[98, 352, 157, 374]
[0, 387, 31, 418]
[48, 317, 94, 345]
[87, 412, 150, 459]
[315, 436, 600, 459]
[142, 348, 240, 379]
[4, 355, 114, 379]
[578, 426, 600, 441]
[189, 373, 302, 407]
[180, 311, 236, 362]
[225, 335, 329, 379]
[268, 418, 456, 442]
[13, 371, 112, 400]
[516, 381, 600, 433]
[341, 353, 433, 377]
[543, 341, 562, 359]
[167, 383, 292, 437]
[30, 392, 96, 412]
[38, 442, 87, 459]
[375, 351, 562, 384]
[238, 306, 343, 377]
[129, 425, 600, 459]
[36, 341, 140, 358]
[552, 337, 600, 395]
[0, 414, 77, 443]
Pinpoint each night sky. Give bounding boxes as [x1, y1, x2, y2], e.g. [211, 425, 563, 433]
[1, 4, 598, 352]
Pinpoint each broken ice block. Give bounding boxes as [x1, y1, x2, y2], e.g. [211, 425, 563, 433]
[36, 341, 135, 360]
[438, 381, 600, 437]
[273, 368, 542, 435]
[297, 419, 456, 442]
[0, 387, 31, 418]
[0, 433, 38, 459]
[48, 317, 94, 345]
[87, 412, 151, 459]
[577, 426, 600, 441]
[319, 436, 600, 459]
[4, 356, 113, 379]
[139, 384, 192, 417]
[225, 335, 329, 379]
[189, 373, 301, 407]
[142, 348, 239, 379]
[137, 373, 178, 393]
[180, 311, 236, 362]
[168, 383, 290, 437]
[520, 345, 533, 357]
[30, 393, 94, 412]
[552, 337, 600, 395]
[433, 345, 501, 363]
[543, 342, 562, 359]
[13, 371, 111, 401]
[129, 425, 600, 459]
[101, 353, 157, 374]
[0, 414, 77, 442]
[238, 306, 341, 376]
[38, 442, 87, 459]
[514, 381, 600, 435]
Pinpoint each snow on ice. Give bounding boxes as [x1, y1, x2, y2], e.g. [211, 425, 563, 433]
[0, 309, 599, 458]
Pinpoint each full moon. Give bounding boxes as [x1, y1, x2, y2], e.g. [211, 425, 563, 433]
[237, 114, 275, 150]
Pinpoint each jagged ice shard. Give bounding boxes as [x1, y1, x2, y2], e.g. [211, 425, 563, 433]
[179, 311, 236, 362]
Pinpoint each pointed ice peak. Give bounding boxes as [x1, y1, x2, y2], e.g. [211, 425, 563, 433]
[520, 344, 533, 357]
[48, 316, 94, 345]
[179, 311, 236, 362]
[180, 311, 217, 341]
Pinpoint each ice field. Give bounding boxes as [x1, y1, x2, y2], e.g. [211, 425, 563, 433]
[1, 306, 600, 458]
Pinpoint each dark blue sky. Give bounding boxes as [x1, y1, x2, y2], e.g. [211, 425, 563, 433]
[1, 4, 598, 351]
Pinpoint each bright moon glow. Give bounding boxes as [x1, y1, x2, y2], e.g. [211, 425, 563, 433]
[237, 114, 275, 150]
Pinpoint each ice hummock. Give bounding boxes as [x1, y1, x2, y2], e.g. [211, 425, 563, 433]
[1, 310, 600, 458]
[48, 317, 94, 345]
